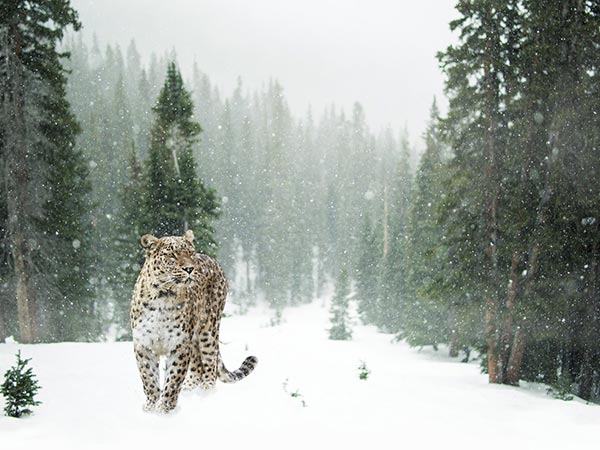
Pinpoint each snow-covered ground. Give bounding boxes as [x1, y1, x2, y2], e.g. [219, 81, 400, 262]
[1, 300, 600, 450]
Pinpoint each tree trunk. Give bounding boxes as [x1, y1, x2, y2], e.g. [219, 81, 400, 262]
[505, 327, 526, 386]
[486, 297, 500, 383]
[2, 28, 38, 344]
[579, 216, 600, 400]
[169, 128, 181, 177]
[579, 351, 594, 401]
[483, 20, 501, 384]
[448, 306, 459, 357]
[246, 257, 252, 295]
[0, 296, 8, 342]
[500, 251, 520, 380]
[507, 123, 561, 384]
[14, 231, 37, 343]
[449, 332, 459, 358]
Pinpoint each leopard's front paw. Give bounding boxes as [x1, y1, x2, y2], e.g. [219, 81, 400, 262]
[182, 377, 200, 391]
[143, 400, 156, 412]
[155, 399, 177, 414]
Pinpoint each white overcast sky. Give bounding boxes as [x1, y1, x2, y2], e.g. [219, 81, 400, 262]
[71, 0, 457, 148]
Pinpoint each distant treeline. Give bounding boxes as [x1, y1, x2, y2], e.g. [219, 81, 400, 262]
[63, 33, 413, 339]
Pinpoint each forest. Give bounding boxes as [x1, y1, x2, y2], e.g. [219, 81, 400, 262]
[2, 0, 600, 404]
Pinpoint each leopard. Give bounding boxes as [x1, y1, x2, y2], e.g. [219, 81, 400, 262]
[130, 230, 258, 413]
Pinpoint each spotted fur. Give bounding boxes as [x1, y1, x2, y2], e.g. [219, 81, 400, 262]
[130, 230, 258, 413]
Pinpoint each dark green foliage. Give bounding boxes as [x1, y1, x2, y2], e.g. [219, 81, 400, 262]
[64, 38, 161, 339]
[378, 130, 412, 332]
[355, 128, 415, 333]
[41, 133, 95, 341]
[142, 62, 219, 253]
[282, 378, 307, 407]
[110, 143, 146, 338]
[38, 72, 94, 341]
[546, 372, 575, 402]
[106, 63, 220, 337]
[393, 0, 600, 402]
[1, 351, 41, 418]
[358, 361, 370, 380]
[329, 268, 352, 340]
[399, 100, 460, 350]
[355, 216, 382, 325]
[0, 0, 95, 342]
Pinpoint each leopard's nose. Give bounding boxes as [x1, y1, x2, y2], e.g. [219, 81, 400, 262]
[183, 266, 194, 274]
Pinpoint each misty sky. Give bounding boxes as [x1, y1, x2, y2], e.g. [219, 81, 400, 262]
[71, 0, 457, 148]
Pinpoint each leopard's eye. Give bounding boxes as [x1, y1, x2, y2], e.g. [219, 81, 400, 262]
[163, 253, 177, 262]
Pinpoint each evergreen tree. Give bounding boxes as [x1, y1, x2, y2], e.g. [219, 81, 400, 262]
[355, 215, 382, 325]
[141, 62, 219, 253]
[407, 0, 600, 400]
[401, 99, 463, 351]
[379, 128, 412, 332]
[255, 80, 295, 309]
[288, 120, 316, 305]
[0, 0, 94, 342]
[329, 268, 352, 340]
[40, 120, 94, 341]
[509, 0, 600, 394]
[112, 142, 146, 338]
[1, 351, 41, 418]
[436, 0, 523, 381]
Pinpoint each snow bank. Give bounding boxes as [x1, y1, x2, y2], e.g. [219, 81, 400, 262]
[1, 301, 599, 450]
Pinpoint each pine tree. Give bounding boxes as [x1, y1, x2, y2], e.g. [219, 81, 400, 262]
[436, 0, 524, 381]
[212, 100, 236, 271]
[111, 142, 146, 338]
[430, 1, 600, 397]
[401, 99, 459, 351]
[329, 268, 352, 340]
[506, 0, 600, 392]
[141, 62, 219, 252]
[255, 80, 294, 309]
[355, 215, 382, 325]
[379, 128, 412, 332]
[41, 122, 94, 341]
[1, 351, 41, 418]
[0, 0, 94, 342]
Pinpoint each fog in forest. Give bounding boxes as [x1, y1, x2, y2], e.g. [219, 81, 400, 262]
[4, 1, 600, 409]
[71, 0, 456, 141]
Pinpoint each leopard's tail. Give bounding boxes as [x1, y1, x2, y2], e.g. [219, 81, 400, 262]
[218, 353, 258, 383]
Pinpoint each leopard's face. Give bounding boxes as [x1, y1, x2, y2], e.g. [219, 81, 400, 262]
[140, 230, 197, 289]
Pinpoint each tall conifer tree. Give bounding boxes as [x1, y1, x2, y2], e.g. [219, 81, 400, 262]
[355, 216, 382, 325]
[329, 268, 352, 340]
[142, 62, 219, 253]
[378, 129, 412, 332]
[0, 0, 94, 342]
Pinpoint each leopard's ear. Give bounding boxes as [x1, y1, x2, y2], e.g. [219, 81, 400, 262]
[184, 230, 194, 243]
[141, 234, 158, 252]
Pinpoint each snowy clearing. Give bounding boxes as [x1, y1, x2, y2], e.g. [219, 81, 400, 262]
[1, 301, 599, 450]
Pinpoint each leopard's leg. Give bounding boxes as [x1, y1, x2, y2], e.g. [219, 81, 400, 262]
[156, 343, 191, 413]
[198, 328, 219, 390]
[134, 345, 160, 411]
[198, 280, 227, 390]
[182, 342, 202, 390]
